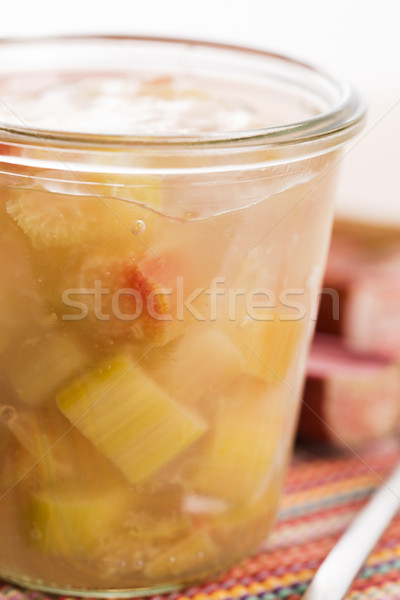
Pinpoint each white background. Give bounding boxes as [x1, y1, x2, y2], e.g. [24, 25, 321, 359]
[1, 0, 399, 223]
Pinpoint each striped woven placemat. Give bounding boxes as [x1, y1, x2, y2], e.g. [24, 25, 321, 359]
[2, 439, 400, 600]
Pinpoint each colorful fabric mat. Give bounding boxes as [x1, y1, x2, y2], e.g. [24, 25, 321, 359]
[2, 439, 400, 600]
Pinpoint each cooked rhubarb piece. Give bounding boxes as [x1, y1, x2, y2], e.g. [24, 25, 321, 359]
[0, 401, 43, 494]
[27, 485, 128, 557]
[189, 376, 285, 504]
[5, 406, 76, 480]
[299, 334, 400, 447]
[60, 244, 210, 346]
[0, 419, 34, 495]
[205, 469, 283, 566]
[131, 482, 183, 518]
[127, 510, 190, 542]
[125, 483, 189, 541]
[213, 469, 282, 529]
[4, 402, 125, 491]
[0, 224, 44, 353]
[6, 175, 161, 250]
[5, 408, 57, 474]
[56, 355, 208, 484]
[145, 529, 217, 579]
[237, 312, 304, 383]
[147, 326, 244, 405]
[7, 333, 87, 406]
[1, 445, 34, 496]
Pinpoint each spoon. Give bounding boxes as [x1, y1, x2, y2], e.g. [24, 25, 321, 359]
[302, 459, 400, 600]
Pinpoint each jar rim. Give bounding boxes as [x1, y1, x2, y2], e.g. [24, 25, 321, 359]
[0, 35, 365, 150]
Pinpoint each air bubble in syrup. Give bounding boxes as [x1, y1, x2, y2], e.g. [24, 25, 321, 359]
[131, 220, 146, 235]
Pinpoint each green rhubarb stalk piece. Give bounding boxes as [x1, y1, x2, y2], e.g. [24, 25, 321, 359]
[240, 311, 304, 383]
[56, 355, 208, 484]
[28, 485, 128, 557]
[190, 377, 285, 504]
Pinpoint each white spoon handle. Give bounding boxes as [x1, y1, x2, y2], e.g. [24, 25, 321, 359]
[303, 461, 400, 600]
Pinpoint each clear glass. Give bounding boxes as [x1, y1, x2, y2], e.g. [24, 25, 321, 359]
[0, 36, 364, 597]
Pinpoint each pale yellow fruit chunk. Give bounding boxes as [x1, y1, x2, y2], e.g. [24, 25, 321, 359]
[56, 355, 208, 484]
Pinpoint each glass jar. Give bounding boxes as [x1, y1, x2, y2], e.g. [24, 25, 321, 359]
[0, 36, 364, 597]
